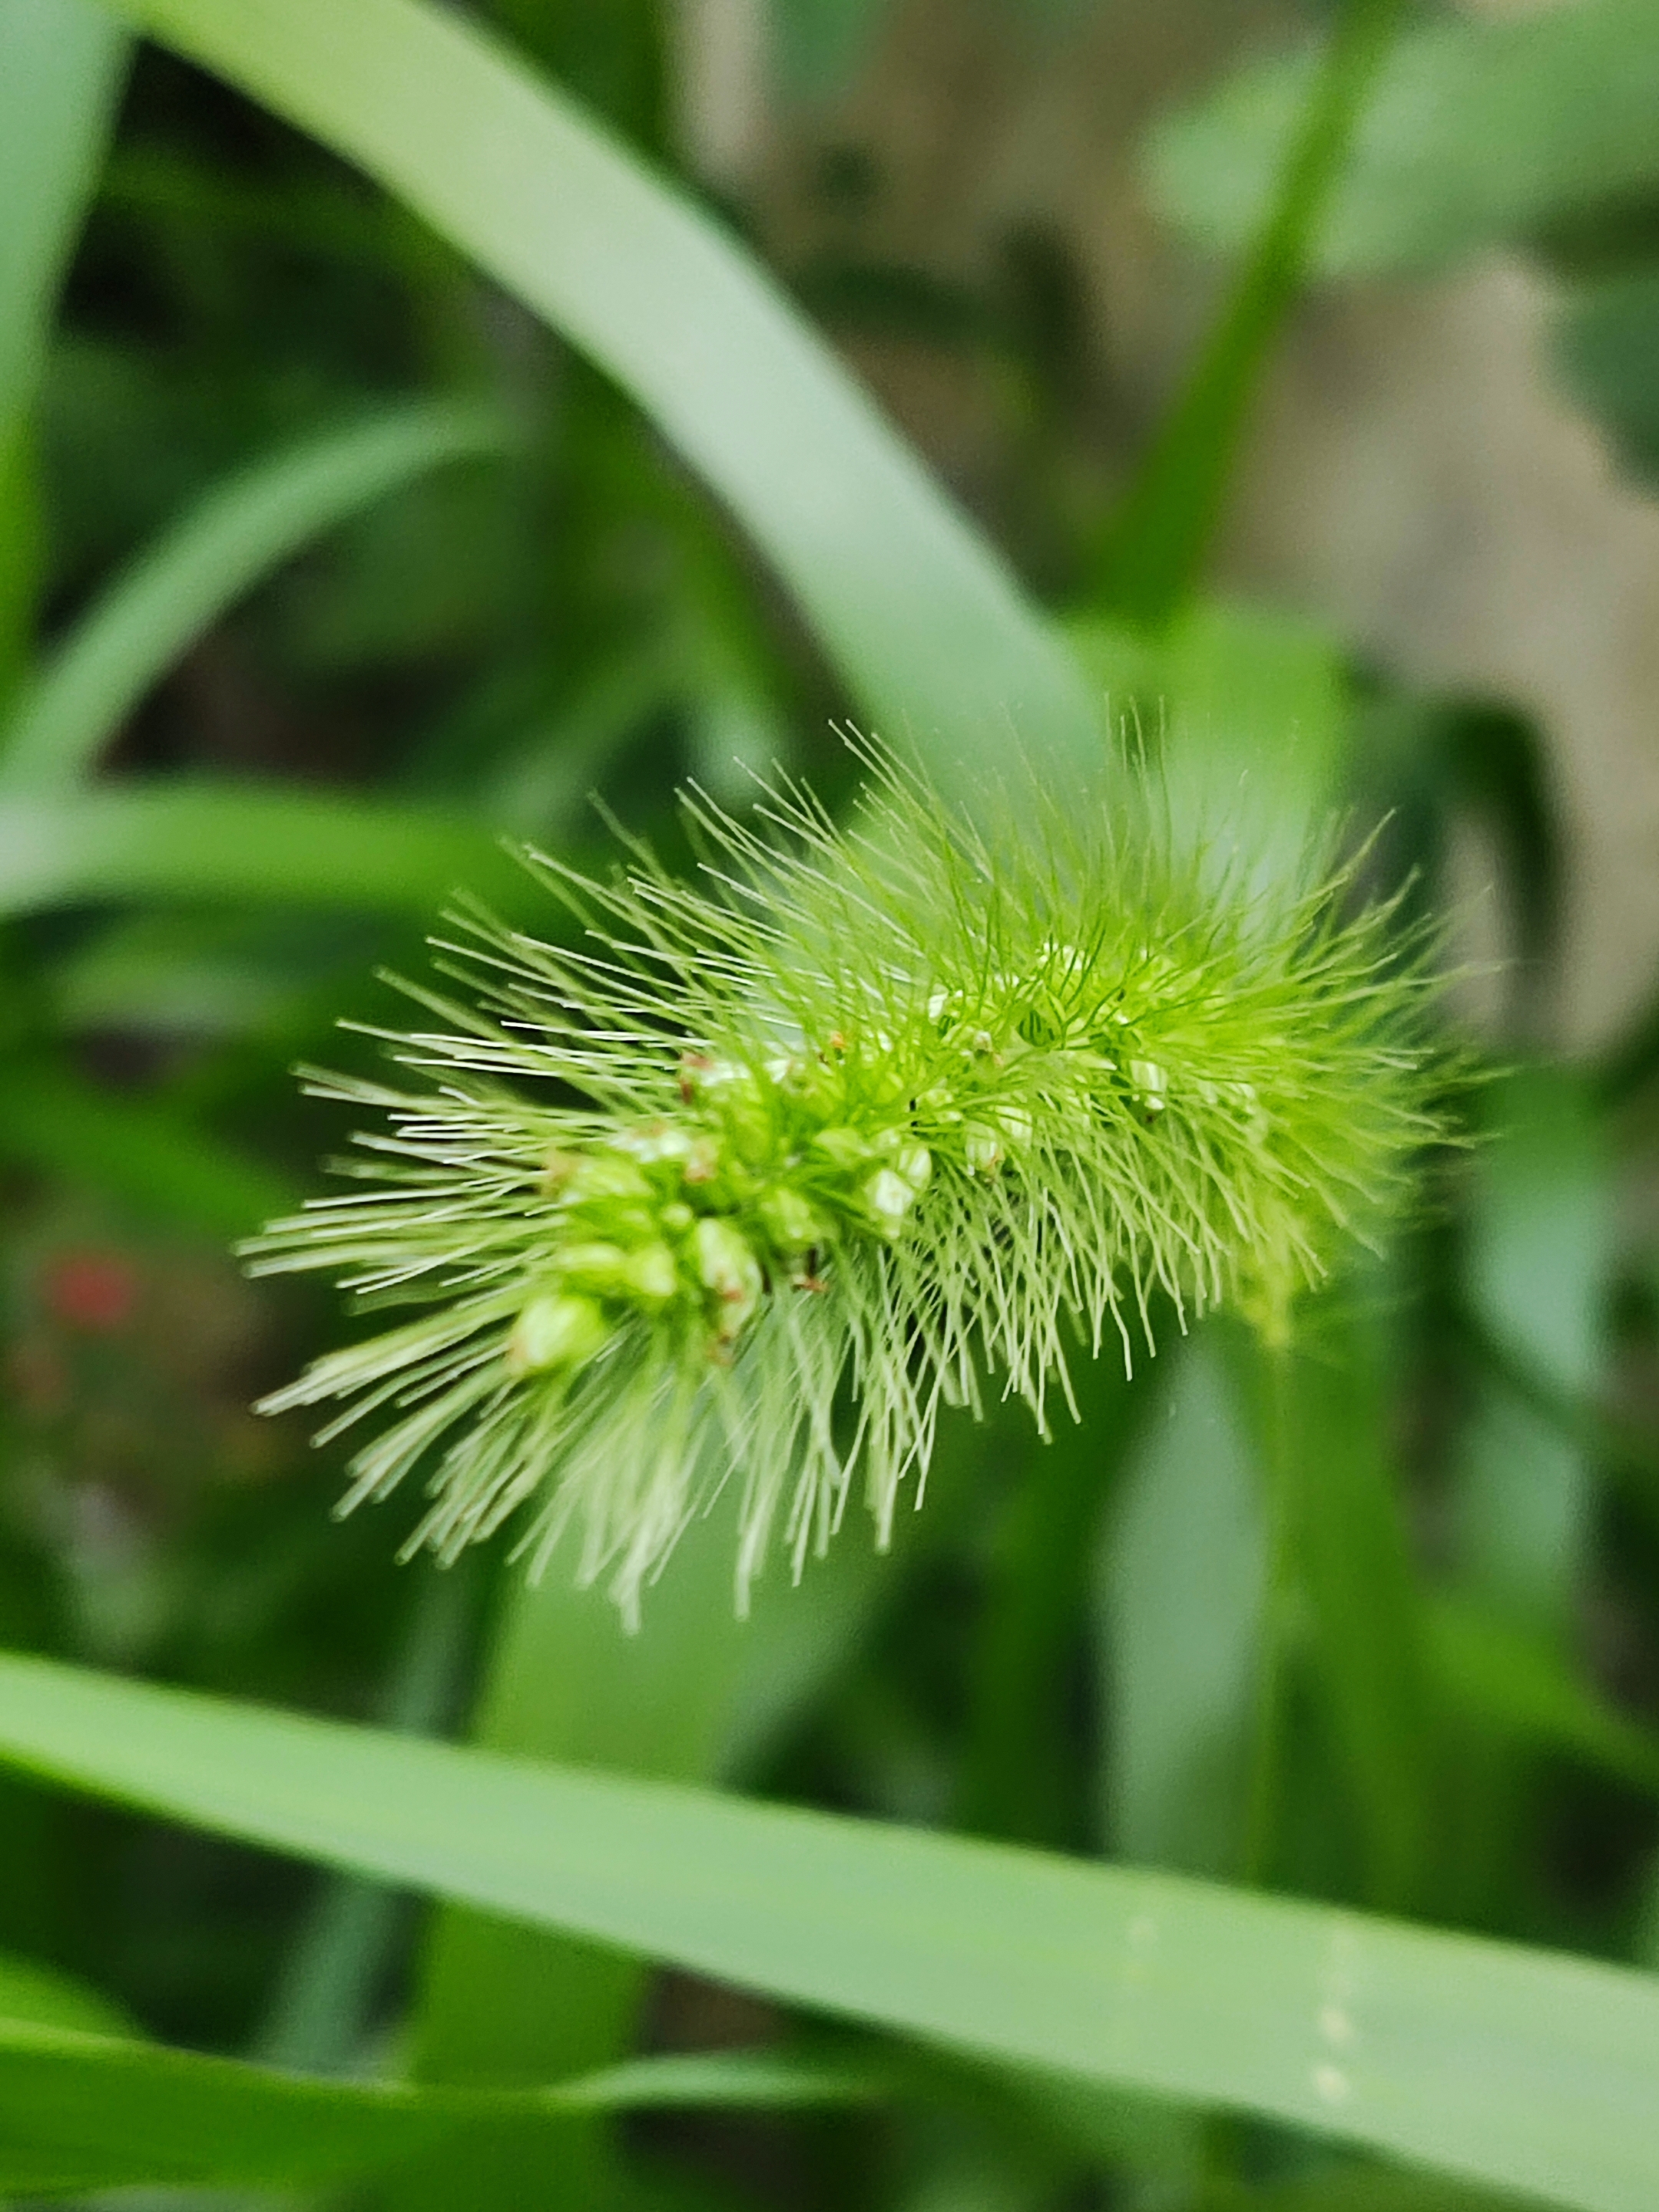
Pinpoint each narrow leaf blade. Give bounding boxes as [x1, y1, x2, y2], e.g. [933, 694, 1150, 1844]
[101, 0, 1098, 790]
[1147, 0, 1659, 281]
[2, 400, 515, 790]
[0, 2012, 865, 2196]
[0, 782, 525, 918]
[0, 1656, 1655, 2210]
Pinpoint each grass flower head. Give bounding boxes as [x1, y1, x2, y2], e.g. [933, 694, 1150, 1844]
[247, 747, 1442, 1621]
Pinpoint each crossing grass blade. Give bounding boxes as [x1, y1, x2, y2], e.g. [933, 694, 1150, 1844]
[0, 1654, 1656, 2211]
[0, 401, 515, 790]
[0, 1061, 291, 1237]
[0, 2011, 874, 2197]
[0, 0, 130, 694]
[0, 782, 526, 919]
[98, 0, 1100, 794]
[1146, 0, 1659, 281]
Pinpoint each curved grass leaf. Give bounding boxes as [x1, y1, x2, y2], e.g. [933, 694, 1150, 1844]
[0, 401, 513, 790]
[0, 1949, 134, 2038]
[0, 1656, 1656, 2210]
[1459, 1068, 1612, 1629]
[98, 0, 1099, 791]
[1098, 0, 1402, 624]
[0, 2012, 872, 2198]
[0, 781, 525, 919]
[0, 0, 130, 690]
[1556, 273, 1659, 492]
[1147, 0, 1659, 281]
[0, 0, 128, 435]
[1100, 1336, 1264, 1878]
[1429, 1598, 1659, 1806]
[0, 1061, 291, 1236]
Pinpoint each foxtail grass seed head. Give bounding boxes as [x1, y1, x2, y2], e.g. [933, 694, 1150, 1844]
[245, 745, 1444, 1622]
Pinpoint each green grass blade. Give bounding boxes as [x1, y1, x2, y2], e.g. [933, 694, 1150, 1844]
[0, 401, 512, 790]
[0, 0, 130, 695]
[1460, 1068, 1612, 1628]
[0, 2021, 526, 2197]
[1255, 1311, 1431, 1912]
[0, 1949, 134, 2038]
[1147, 0, 1659, 282]
[0, 781, 524, 917]
[97, 0, 1098, 790]
[1099, 1336, 1265, 1876]
[1429, 1598, 1659, 1805]
[399, 1488, 852, 2207]
[0, 1657, 1657, 2210]
[254, 1565, 479, 2075]
[0, 1061, 291, 1236]
[1098, 0, 1402, 625]
[0, 2012, 871, 2197]
[0, 0, 128, 438]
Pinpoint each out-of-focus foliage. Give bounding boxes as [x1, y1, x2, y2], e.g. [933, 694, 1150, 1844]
[1146, 0, 1659, 279]
[3, 0, 1659, 2208]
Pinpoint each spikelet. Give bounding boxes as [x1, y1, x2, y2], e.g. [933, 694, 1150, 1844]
[244, 745, 1442, 1621]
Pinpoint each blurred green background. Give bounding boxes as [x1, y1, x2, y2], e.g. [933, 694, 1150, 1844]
[8, 0, 1659, 2205]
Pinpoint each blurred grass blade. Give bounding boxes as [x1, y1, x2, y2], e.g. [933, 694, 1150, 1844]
[1098, 1336, 1265, 1876]
[0, 401, 513, 790]
[0, 2011, 873, 2197]
[1429, 1598, 1659, 1804]
[1147, 0, 1659, 282]
[1252, 1306, 1431, 1912]
[0, 0, 130, 693]
[255, 1563, 479, 2075]
[1098, 0, 1402, 625]
[2, 1659, 1659, 2209]
[1459, 1067, 1612, 1628]
[402, 1506, 758, 2210]
[0, 2022, 508, 2198]
[1159, 599, 1349, 889]
[98, 0, 1099, 791]
[43, 909, 346, 1039]
[1067, 600, 1350, 886]
[0, 0, 128, 436]
[1556, 273, 1659, 493]
[958, 1363, 1140, 1848]
[0, 1061, 291, 1236]
[0, 781, 525, 917]
[1104, 1304, 1429, 1910]
[0, 1950, 134, 2038]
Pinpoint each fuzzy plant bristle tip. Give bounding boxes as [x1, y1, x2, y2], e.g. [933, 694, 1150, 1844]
[244, 744, 1443, 1621]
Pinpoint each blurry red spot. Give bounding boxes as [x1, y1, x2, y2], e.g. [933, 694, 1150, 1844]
[44, 1251, 137, 1332]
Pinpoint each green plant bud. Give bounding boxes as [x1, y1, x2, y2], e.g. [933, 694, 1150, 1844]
[681, 1134, 721, 1185]
[624, 1241, 681, 1306]
[1128, 1058, 1168, 1119]
[506, 1293, 608, 1378]
[994, 1104, 1034, 1149]
[873, 1131, 932, 1194]
[612, 1118, 694, 1166]
[694, 1217, 763, 1340]
[557, 1241, 633, 1294]
[758, 1186, 830, 1256]
[813, 1127, 870, 1171]
[862, 1166, 921, 1237]
[963, 1125, 1004, 1176]
[565, 1151, 653, 1207]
